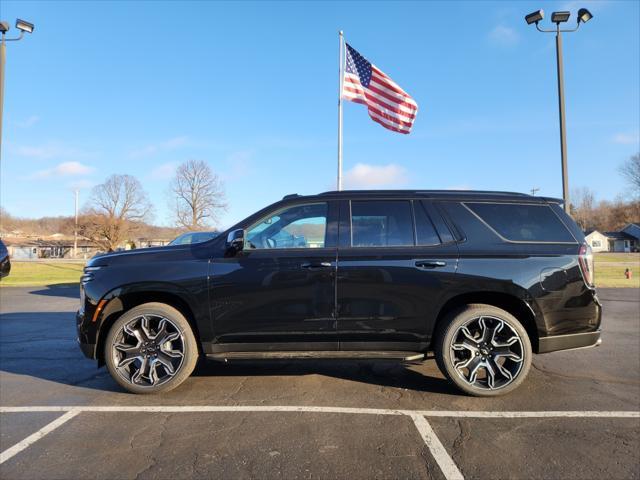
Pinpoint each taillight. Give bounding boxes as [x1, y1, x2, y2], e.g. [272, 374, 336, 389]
[578, 243, 594, 287]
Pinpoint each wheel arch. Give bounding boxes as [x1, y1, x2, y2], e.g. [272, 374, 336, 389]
[95, 286, 203, 365]
[433, 291, 540, 353]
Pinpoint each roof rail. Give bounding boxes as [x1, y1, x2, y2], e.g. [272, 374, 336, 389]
[318, 189, 531, 197]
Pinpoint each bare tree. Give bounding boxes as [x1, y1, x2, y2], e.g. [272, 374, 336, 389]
[571, 187, 596, 230]
[80, 174, 152, 251]
[170, 160, 226, 230]
[619, 153, 640, 196]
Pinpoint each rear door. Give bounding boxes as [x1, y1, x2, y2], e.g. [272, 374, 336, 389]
[336, 198, 459, 351]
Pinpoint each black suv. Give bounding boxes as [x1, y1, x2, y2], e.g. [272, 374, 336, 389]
[77, 190, 601, 396]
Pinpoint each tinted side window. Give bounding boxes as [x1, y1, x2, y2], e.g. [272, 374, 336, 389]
[465, 202, 575, 242]
[351, 201, 414, 247]
[413, 201, 441, 245]
[246, 203, 327, 249]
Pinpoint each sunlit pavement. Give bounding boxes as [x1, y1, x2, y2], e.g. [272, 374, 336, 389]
[1, 286, 638, 479]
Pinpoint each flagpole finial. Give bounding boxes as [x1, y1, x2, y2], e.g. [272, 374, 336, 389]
[339, 30, 343, 36]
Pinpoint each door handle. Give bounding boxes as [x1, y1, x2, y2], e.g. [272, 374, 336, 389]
[415, 260, 447, 269]
[301, 262, 332, 269]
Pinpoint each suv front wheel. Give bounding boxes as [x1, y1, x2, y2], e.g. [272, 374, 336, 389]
[435, 304, 532, 397]
[104, 302, 198, 394]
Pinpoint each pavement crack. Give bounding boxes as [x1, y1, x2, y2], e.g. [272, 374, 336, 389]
[532, 362, 640, 386]
[132, 413, 171, 480]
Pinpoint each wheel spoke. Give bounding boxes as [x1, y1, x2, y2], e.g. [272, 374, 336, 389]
[452, 339, 478, 353]
[484, 359, 497, 389]
[124, 323, 145, 344]
[148, 359, 160, 385]
[460, 326, 478, 344]
[493, 347, 523, 363]
[140, 316, 153, 341]
[114, 343, 142, 368]
[492, 335, 519, 348]
[491, 357, 514, 381]
[467, 356, 483, 384]
[156, 352, 177, 375]
[131, 356, 149, 385]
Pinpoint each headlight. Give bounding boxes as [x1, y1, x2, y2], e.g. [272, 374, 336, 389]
[81, 265, 105, 284]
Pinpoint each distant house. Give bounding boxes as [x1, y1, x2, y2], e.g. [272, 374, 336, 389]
[584, 223, 640, 253]
[2, 236, 98, 259]
[585, 230, 610, 253]
[603, 232, 635, 253]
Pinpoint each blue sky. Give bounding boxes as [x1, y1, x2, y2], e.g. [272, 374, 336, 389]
[1, 0, 638, 229]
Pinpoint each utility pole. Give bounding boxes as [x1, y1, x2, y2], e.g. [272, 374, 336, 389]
[530, 187, 540, 196]
[74, 189, 79, 258]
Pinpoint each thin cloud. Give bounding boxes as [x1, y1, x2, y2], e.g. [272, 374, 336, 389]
[488, 25, 520, 47]
[67, 179, 96, 190]
[149, 162, 179, 180]
[13, 115, 40, 128]
[612, 132, 639, 145]
[128, 136, 190, 158]
[11, 142, 95, 160]
[33, 161, 94, 178]
[343, 163, 408, 189]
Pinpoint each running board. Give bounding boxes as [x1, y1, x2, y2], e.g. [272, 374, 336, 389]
[206, 351, 425, 362]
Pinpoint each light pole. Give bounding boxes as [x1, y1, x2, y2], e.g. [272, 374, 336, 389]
[74, 189, 79, 258]
[525, 8, 593, 214]
[0, 18, 34, 160]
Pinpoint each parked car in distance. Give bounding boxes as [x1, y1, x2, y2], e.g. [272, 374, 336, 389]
[168, 231, 219, 246]
[77, 190, 601, 396]
[0, 239, 11, 279]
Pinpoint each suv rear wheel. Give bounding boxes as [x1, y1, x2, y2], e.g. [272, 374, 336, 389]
[435, 304, 532, 397]
[104, 302, 198, 394]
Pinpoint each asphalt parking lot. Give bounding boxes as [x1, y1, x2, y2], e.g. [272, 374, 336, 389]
[1, 286, 639, 479]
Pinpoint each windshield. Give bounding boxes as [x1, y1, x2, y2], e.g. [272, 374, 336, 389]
[169, 231, 218, 246]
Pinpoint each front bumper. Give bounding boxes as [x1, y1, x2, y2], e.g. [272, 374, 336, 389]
[76, 310, 96, 359]
[538, 330, 602, 354]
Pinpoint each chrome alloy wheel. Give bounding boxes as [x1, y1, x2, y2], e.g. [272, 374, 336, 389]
[111, 315, 185, 388]
[448, 316, 524, 391]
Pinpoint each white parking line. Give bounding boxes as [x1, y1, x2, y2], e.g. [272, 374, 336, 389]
[1, 405, 639, 417]
[1, 406, 638, 479]
[0, 409, 80, 465]
[410, 414, 464, 480]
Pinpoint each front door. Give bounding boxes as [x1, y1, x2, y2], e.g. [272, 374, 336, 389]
[337, 199, 459, 351]
[209, 201, 338, 351]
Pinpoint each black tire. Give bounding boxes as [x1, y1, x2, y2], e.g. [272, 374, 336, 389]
[104, 302, 198, 394]
[434, 304, 532, 397]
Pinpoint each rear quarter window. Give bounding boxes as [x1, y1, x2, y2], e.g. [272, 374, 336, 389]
[464, 202, 575, 243]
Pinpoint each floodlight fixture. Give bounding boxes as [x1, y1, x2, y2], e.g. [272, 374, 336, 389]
[551, 11, 571, 24]
[577, 8, 593, 24]
[0, 21, 9, 34]
[525, 10, 544, 25]
[15, 19, 34, 34]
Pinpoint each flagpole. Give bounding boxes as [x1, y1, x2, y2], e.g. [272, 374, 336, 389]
[337, 30, 344, 191]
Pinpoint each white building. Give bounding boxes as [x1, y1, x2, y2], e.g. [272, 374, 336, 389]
[585, 230, 610, 252]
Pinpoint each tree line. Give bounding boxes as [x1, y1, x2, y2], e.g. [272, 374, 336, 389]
[1, 159, 227, 252]
[2, 153, 638, 251]
[571, 153, 640, 232]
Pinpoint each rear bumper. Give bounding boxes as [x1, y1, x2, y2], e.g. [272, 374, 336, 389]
[538, 330, 602, 354]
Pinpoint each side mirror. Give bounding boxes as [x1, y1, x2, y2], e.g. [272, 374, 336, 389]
[226, 229, 245, 253]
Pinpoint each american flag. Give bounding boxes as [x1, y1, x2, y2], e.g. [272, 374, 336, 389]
[342, 43, 418, 134]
